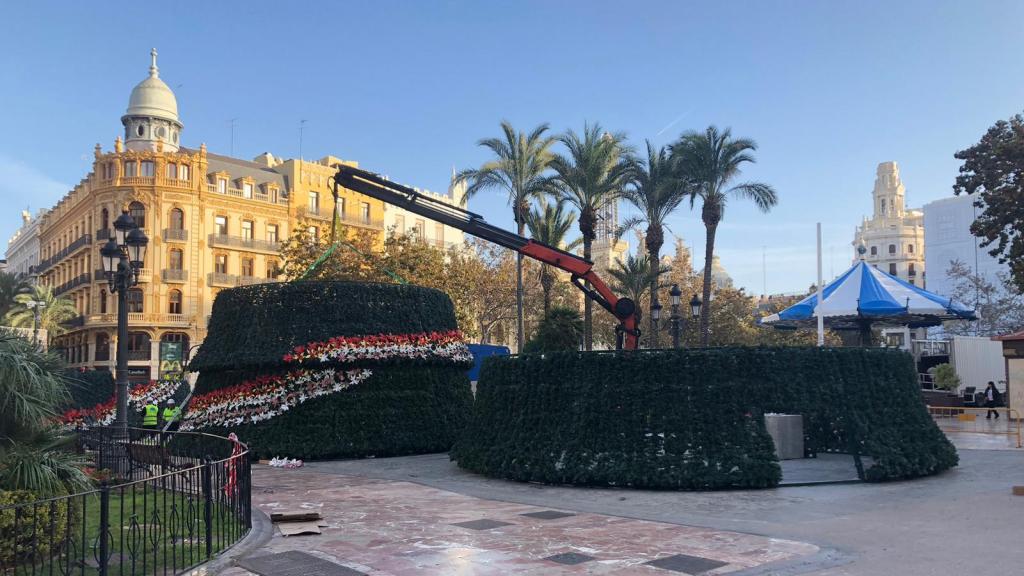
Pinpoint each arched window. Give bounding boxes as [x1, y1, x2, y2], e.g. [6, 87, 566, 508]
[888, 244, 896, 254]
[95, 333, 110, 361]
[870, 246, 878, 256]
[127, 288, 144, 313]
[908, 244, 914, 254]
[168, 289, 182, 314]
[169, 208, 184, 231]
[100, 208, 109, 233]
[126, 332, 151, 360]
[99, 289, 107, 314]
[129, 201, 145, 229]
[880, 199, 887, 214]
[169, 248, 183, 270]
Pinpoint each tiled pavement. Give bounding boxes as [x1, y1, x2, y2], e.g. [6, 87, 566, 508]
[218, 467, 818, 575]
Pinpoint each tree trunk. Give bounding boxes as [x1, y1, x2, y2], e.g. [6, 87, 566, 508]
[515, 219, 526, 353]
[540, 265, 553, 316]
[646, 225, 663, 349]
[700, 215, 719, 347]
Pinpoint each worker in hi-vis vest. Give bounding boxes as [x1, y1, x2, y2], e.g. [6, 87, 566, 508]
[142, 401, 159, 430]
[162, 399, 181, 432]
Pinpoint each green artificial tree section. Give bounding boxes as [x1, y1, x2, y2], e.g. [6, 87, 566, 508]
[61, 369, 115, 410]
[452, 347, 957, 489]
[191, 281, 472, 459]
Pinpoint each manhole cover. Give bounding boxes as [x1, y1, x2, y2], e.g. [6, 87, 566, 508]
[520, 510, 576, 520]
[451, 519, 514, 531]
[645, 553, 728, 574]
[238, 550, 366, 576]
[545, 552, 595, 565]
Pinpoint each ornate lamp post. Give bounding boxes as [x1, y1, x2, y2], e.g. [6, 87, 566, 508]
[689, 294, 703, 347]
[26, 299, 46, 345]
[669, 284, 682, 349]
[100, 210, 148, 437]
[650, 297, 662, 349]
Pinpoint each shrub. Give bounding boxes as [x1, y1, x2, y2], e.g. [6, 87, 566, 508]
[61, 369, 114, 410]
[929, 363, 960, 392]
[452, 347, 957, 489]
[524, 307, 583, 354]
[0, 490, 71, 567]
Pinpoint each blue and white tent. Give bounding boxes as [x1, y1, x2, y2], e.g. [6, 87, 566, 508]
[760, 260, 975, 331]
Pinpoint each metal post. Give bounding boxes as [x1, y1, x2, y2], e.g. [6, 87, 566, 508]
[671, 304, 680, 350]
[32, 305, 40, 345]
[202, 457, 214, 559]
[98, 482, 110, 576]
[114, 260, 131, 438]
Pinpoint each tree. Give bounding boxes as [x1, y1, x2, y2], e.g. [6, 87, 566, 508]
[607, 253, 669, 347]
[953, 113, 1024, 293]
[457, 121, 557, 353]
[929, 363, 961, 392]
[279, 222, 382, 282]
[523, 306, 583, 354]
[619, 141, 689, 346]
[550, 123, 632, 350]
[670, 126, 777, 346]
[0, 271, 29, 322]
[944, 260, 1024, 336]
[5, 285, 78, 339]
[524, 199, 580, 314]
[0, 336, 89, 494]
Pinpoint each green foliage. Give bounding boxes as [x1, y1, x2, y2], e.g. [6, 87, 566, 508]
[524, 307, 583, 354]
[453, 347, 957, 489]
[0, 490, 70, 566]
[192, 281, 473, 459]
[61, 369, 115, 411]
[929, 363, 961, 392]
[4, 285, 79, 339]
[0, 271, 30, 321]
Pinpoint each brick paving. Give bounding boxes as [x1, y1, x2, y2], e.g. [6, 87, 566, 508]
[217, 466, 817, 575]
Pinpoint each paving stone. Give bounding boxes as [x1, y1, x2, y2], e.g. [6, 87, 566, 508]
[520, 510, 577, 520]
[644, 553, 729, 574]
[238, 550, 366, 576]
[450, 518, 514, 531]
[544, 552, 595, 565]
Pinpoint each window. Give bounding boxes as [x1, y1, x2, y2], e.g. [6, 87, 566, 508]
[165, 163, 177, 179]
[361, 202, 371, 224]
[889, 263, 897, 276]
[95, 333, 110, 361]
[243, 182, 253, 198]
[169, 208, 184, 230]
[179, 164, 189, 181]
[888, 244, 896, 254]
[414, 219, 425, 239]
[169, 248, 183, 270]
[129, 201, 145, 229]
[140, 161, 154, 177]
[870, 246, 877, 256]
[215, 254, 227, 274]
[161, 332, 190, 354]
[394, 215, 405, 236]
[100, 208, 109, 232]
[102, 162, 113, 179]
[267, 224, 278, 244]
[241, 220, 253, 241]
[241, 258, 254, 277]
[880, 198, 887, 214]
[269, 188, 279, 203]
[908, 244, 914, 254]
[908, 263, 916, 276]
[127, 332, 150, 356]
[123, 160, 137, 177]
[127, 288, 144, 313]
[99, 289, 107, 314]
[168, 290, 182, 314]
[336, 197, 346, 218]
[267, 260, 280, 279]
[308, 191, 320, 214]
[215, 215, 228, 236]
[217, 178, 227, 194]
[435, 223, 444, 245]
[307, 226, 319, 241]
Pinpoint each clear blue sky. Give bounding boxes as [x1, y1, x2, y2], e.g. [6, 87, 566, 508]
[2, 0, 1022, 294]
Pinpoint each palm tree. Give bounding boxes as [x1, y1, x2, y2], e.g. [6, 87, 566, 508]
[0, 271, 30, 321]
[457, 121, 556, 352]
[0, 336, 90, 494]
[670, 126, 778, 345]
[619, 141, 689, 347]
[550, 123, 632, 350]
[607, 253, 669, 347]
[525, 199, 581, 314]
[5, 285, 79, 339]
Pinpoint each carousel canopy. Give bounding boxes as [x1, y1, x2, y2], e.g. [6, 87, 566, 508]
[760, 260, 976, 330]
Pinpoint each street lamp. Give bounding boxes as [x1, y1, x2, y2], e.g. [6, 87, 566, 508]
[669, 284, 682, 349]
[101, 210, 148, 437]
[650, 297, 662, 349]
[25, 300, 46, 345]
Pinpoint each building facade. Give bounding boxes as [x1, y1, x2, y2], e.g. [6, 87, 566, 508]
[29, 50, 460, 380]
[922, 194, 1006, 299]
[381, 171, 466, 249]
[851, 162, 926, 285]
[5, 209, 47, 279]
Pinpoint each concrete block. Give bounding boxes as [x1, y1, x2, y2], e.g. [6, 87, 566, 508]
[765, 414, 804, 460]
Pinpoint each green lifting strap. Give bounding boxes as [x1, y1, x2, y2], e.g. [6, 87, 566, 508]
[298, 240, 408, 284]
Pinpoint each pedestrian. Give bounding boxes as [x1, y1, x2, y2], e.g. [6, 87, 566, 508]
[162, 398, 181, 432]
[141, 400, 160, 438]
[984, 381, 1002, 420]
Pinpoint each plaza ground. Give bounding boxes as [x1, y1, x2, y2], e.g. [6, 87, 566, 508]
[215, 434, 1023, 575]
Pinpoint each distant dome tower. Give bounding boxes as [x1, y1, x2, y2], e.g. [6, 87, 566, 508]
[122, 48, 182, 152]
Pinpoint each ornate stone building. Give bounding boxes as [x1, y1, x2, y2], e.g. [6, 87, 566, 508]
[6, 209, 47, 280]
[851, 162, 926, 286]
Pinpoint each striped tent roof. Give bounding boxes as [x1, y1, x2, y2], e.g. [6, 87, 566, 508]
[760, 261, 976, 330]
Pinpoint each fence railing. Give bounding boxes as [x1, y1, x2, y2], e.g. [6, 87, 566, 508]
[0, 426, 251, 575]
[927, 405, 1022, 448]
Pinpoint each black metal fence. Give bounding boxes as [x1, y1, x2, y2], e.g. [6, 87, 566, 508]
[0, 427, 251, 575]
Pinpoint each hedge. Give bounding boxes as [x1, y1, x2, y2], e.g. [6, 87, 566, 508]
[191, 281, 473, 459]
[0, 490, 70, 566]
[61, 370, 114, 410]
[451, 347, 957, 489]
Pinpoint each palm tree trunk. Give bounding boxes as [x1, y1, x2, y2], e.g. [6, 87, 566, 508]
[700, 221, 717, 346]
[515, 221, 526, 353]
[583, 236, 593, 351]
[541, 266, 553, 315]
[649, 246, 660, 348]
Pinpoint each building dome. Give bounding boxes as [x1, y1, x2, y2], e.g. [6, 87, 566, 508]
[121, 49, 183, 152]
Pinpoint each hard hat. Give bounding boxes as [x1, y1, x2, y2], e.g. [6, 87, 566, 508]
[167, 399, 176, 405]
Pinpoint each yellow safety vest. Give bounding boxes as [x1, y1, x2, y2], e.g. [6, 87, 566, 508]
[163, 406, 181, 423]
[143, 404, 159, 426]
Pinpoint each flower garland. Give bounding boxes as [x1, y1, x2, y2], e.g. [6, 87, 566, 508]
[57, 378, 182, 431]
[283, 330, 473, 366]
[179, 367, 371, 431]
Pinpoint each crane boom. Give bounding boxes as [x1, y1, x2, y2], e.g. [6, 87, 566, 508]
[333, 164, 640, 350]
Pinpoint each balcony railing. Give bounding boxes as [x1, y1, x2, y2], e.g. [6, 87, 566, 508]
[162, 268, 188, 282]
[207, 272, 273, 288]
[206, 183, 287, 205]
[96, 229, 111, 240]
[87, 312, 189, 326]
[36, 233, 92, 273]
[163, 228, 188, 241]
[62, 315, 85, 328]
[126, 349, 151, 361]
[54, 273, 91, 296]
[296, 206, 383, 229]
[208, 234, 281, 253]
